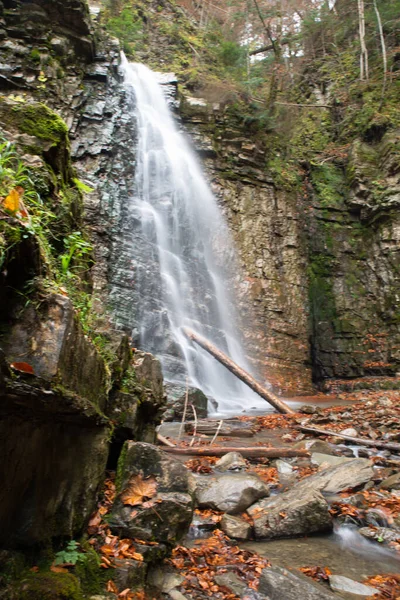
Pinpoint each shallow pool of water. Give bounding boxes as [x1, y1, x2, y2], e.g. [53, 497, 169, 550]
[242, 525, 400, 582]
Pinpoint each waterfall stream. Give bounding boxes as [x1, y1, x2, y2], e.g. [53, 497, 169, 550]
[121, 56, 267, 416]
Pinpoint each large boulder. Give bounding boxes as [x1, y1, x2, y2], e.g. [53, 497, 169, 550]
[248, 487, 332, 540]
[1, 293, 109, 410]
[109, 442, 194, 544]
[247, 458, 373, 540]
[0, 397, 109, 546]
[297, 458, 373, 495]
[108, 352, 166, 443]
[164, 383, 208, 421]
[258, 566, 337, 600]
[195, 473, 269, 514]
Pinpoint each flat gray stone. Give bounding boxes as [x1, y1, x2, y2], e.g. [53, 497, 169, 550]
[276, 460, 294, 474]
[248, 487, 332, 539]
[311, 453, 355, 467]
[359, 526, 400, 544]
[379, 472, 400, 490]
[298, 458, 373, 495]
[196, 473, 269, 514]
[148, 568, 184, 592]
[168, 591, 189, 600]
[329, 575, 377, 596]
[220, 514, 252, 540]
[259, 566, 337, 599]
[214, 572, 247, 597]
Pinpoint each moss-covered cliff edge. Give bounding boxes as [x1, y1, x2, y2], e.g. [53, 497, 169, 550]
[0, 2, 165, 596]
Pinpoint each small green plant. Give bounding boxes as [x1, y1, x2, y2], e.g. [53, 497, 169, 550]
[60, 231, 92, 276]
[30, 48, 41, 63]
[73, 178, 94, 194]
[54, 540, 87, 566]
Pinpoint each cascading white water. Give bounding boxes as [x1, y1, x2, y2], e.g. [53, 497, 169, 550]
[121, 55, 268, 416]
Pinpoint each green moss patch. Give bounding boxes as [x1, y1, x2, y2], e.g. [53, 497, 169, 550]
[16, 572, 83, 600]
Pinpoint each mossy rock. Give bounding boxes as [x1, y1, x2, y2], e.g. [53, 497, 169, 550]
[0, 100, 70, 178]
[16, 572, 84, 600]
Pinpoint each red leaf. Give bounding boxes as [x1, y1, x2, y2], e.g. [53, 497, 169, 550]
[10, 362, 34, 375]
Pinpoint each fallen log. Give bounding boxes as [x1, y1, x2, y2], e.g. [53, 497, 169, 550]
[298, 425, 400, 453]
[157, 433, 176, 447]
[182, 327, 294, 415]
[162, 446, 309, 458]
[185, 421, 256, 438]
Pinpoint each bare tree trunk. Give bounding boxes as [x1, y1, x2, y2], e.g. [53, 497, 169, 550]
[373, 0, 387, 107]
[357, 0, 369, 80]
[162, 446, 310, 458]
[182, 327, 294, 414]
[298, 424, 400, 452]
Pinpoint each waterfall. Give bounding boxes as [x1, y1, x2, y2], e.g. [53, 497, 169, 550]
[121, 56, 267, 416]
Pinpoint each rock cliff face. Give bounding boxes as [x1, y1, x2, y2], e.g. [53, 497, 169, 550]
[0, 0, 165, 550]
[180, 95, 400, 391]
[180, 97, 311, 392]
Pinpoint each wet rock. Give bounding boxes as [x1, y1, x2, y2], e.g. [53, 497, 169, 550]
[341, 428, 359, 437]
[164, 383, 208, 421]
[0, 383, 109, 546]
[299, 405, 319, 414]
[113, 557, 146, 591]
[109, 351, 165, 443]
[311, 453, 355, 468]
[191, 512, 219, 532]
[359, 526, 400, 544]
[133, 352, 164, 403]
[215, 452, 247, 472]
[195, 473, 269, 514]
[220, 514, 252, 540]
[258, 566, 337, 599]
[379, 472, 400, 490]
[168, 591, 189, 600]
[378, 397, 393, 407]
[329, 575, 377, 596]
[109, 442, 194, 543]
[248, 488, 332, 539]
[294, 440, 336, 456]
[276, 460, 294, 474]
[148, 567, 184, 593]
[214, 572, 248, 597]
[1, 293, 109, 410]
[298, 458, 373, 495]
[335, 446, 356, 457]
[357, 448, 371, 458]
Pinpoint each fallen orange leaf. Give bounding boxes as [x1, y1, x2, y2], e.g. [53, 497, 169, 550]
[50, 565, 69, 573]
[10, 362, 34, 375]
[121, 474, 157, 507]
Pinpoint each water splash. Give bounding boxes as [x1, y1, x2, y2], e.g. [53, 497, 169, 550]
[121, 55, 267, 416]
[334, 524, 400, 561]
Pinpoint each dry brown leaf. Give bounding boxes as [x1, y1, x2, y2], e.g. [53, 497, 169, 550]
[121, 474, 157, 507]
[50, 565, 69, 573]
[107, 580, 119, 594]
